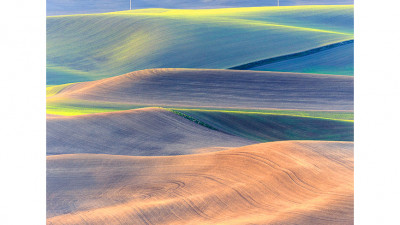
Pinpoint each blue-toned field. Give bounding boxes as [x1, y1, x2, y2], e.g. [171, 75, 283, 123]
[231, 41, 353, 75]
[47, 5, 353, 84]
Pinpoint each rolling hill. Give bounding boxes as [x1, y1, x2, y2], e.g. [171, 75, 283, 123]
[47, 108, 254, 156]
[47, 141, 354, 224]
[47, 5, 354, 84]
[231, 41, 354, 75]
[46, 3, 354, 225]
[171, 108, 353, 142]
[47, 106, 353, 158]
[47, 69, 354, 112]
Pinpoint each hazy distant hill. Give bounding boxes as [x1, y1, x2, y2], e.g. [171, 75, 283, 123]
[47, 0, 354, 15]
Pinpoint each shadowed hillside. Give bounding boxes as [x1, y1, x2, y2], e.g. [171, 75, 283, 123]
[231, 41, 354, 75]
[47, 108, 254, 156]
[47, 69, 354, 111]
[171, 109, 353, 142]
[47, 141, 354, 224]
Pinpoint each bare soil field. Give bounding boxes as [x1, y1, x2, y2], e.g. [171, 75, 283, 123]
[47, 141, 353, 225]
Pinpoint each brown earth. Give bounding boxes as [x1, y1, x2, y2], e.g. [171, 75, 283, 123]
[47, 140, 353, 225]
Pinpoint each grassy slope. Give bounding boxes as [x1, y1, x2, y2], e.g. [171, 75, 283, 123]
[171, 109, 353, 142]
[244, 42, 354, 75]
[46, 97, 147, 115]
[47, 6, 353, 84]
[46, 83, 72, 97]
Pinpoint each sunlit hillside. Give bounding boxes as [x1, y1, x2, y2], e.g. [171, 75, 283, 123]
[47, 141, 354, 224]
[47, 5, 353, 84]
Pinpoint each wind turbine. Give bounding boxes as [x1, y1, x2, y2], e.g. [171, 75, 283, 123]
[278, 0, 280, 6]
[130, 0, 132, 10]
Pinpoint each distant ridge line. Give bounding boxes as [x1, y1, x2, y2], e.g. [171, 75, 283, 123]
[228, 39, 354, 70]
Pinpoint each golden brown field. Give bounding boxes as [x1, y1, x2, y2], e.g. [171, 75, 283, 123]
[47, 141, 353, 225]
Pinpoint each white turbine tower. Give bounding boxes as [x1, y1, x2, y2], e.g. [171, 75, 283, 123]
[130, 0, 132, 10]
[278, 0, 280, 6]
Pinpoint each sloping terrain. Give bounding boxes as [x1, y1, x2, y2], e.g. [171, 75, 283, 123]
[171, 109, 353, 142]
[47, 107, 254, 156]
[232, 41, 353, 75]
[47, 69, 354, 111]
[46, 5, 354, 225]
[47, 5, 353, 84]
[47, 141, 354, 224]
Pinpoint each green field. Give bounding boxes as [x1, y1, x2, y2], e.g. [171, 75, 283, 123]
[170, 108, 353, 142]
[47, 5, 354, 84]
[232, 41, 354, 75]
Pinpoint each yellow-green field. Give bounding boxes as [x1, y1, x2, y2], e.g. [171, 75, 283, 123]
[47, 5, 353, 84]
